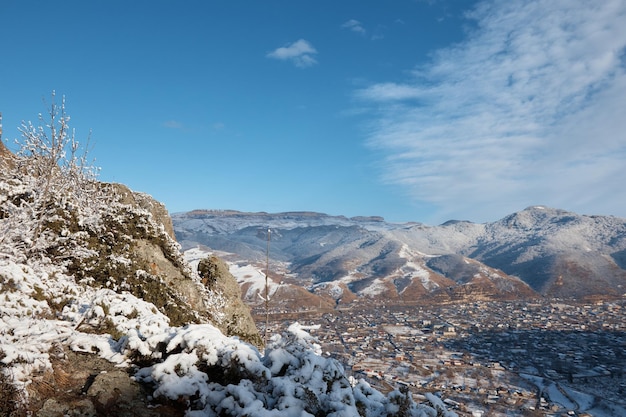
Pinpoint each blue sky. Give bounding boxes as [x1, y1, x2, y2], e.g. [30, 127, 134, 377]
[1, 1, 625, 224]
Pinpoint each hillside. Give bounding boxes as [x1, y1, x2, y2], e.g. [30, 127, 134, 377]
[464, 206, 626, 297]
[0, 108, 454, 416]
[173, 207, 626, 307]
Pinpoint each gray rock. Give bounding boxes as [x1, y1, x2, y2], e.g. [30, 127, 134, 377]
[198, 255, 262, 346]
[37, 398, 96, 417]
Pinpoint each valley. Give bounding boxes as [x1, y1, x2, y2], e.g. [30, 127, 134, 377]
[175, 207, 626, 416]
[256, 299, 626, 417]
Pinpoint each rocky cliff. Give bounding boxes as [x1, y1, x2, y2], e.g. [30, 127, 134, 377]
[195, 254, 261, 344]
[0, 141, 261, 414]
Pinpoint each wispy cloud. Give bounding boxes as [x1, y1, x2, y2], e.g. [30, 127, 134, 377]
[163, 120, 183, 129]
[342, 19, 366, 36]
[267, 39, 318, 68]
[356, 0, 626, 222]
[341, 19, 386, 40]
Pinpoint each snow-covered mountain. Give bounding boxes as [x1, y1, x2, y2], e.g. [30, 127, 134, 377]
[463, 206, 626, 298]
[173, 206, 626, 304]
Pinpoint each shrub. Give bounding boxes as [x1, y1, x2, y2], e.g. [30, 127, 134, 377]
[0, 353, 22, 416]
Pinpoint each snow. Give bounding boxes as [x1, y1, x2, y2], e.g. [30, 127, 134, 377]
[231, 263, 280, 300]
[398, 245, 435, 290]
[356, 277, 388, 297]
[0, 247, 455, 415]
[544, 383, 576, 409]
[520, 373, 626, 416]
[0, 245, 452, 416]
[312, 281, 345, 299]
[184, 246, 283, 302]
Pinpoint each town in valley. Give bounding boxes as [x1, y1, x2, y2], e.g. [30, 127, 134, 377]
[254, 299, 626, 417]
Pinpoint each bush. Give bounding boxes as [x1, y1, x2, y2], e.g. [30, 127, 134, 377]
[1, 92, 101, 261]
[0, 358, 22, 416]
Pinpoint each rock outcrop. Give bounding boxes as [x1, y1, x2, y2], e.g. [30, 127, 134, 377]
[0, 142, 261, 415]
[56, 181, 261, 345]
[30, 350, 175, 417]
[107, 183, 176, 240]
[197, 256, 262, 346]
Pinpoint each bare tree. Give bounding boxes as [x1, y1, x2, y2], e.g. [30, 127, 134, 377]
[20, 93, 99, 234]
[0, 92, 101, 258]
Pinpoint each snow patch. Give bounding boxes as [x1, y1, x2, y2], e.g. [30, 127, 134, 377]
[184, 247, 282, 302]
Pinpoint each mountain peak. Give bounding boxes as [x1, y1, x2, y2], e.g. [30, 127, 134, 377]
[174, 207, 626, 302]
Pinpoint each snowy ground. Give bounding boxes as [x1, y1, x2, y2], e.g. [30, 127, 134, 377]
[184, 246, 286, 302]
[0, 253, 456, 416]
[520, 374, 626, 417]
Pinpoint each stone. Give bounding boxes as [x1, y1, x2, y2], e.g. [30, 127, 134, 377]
[198, 255, 262, 346]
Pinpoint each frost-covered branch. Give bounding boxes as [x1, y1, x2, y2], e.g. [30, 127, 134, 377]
[1, 92, 102, 257]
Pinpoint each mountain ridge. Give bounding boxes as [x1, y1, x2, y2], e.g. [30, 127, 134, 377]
[173, 206, 626, 305]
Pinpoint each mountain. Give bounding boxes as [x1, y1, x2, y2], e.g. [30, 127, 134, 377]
[463, 206, 626, 298]
[172, 207, 626, 305]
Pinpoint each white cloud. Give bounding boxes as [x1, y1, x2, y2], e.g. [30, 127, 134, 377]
[342, 19, 366, 35]
[356, 82, 423, 101]
[356, 0, 626, 222]
[163, 120, 183, 129]
[267, 39, 318, 68]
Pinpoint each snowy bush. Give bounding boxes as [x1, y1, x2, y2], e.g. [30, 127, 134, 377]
[133, 322, 456, 417]
[0, 93, 104, 267]
[10, 93, 101, 252]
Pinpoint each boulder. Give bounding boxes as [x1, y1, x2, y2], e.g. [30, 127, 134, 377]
[198, 255, 262, 346]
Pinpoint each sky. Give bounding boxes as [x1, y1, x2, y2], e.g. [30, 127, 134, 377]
[1, 0, 625, 225]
